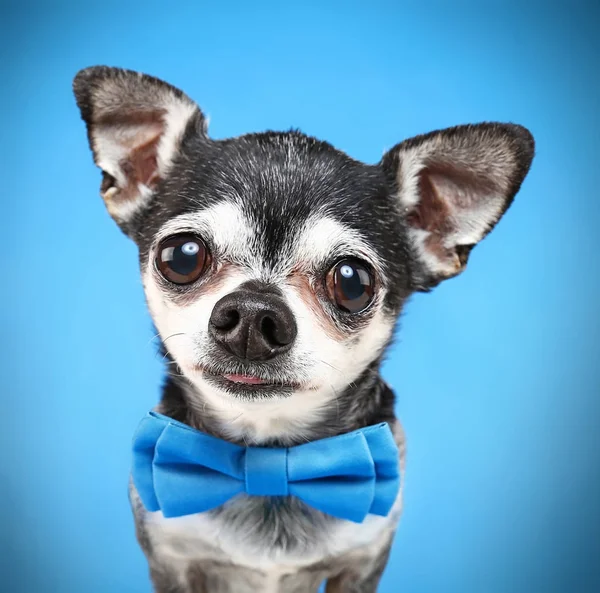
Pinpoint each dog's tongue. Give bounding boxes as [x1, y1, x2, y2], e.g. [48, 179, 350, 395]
[224, 374, 269, 385]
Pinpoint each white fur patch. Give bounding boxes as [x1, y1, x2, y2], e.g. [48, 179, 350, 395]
[294, 216, 383, 274]
[154, 203, 258, 268]
[108, 182, 155, 221]
[143, 494, 400, 570]
[395, 146, 424, 211]
[156, 99, 198, 177]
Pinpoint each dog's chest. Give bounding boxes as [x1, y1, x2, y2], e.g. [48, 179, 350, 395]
[136, 490, 400, 590]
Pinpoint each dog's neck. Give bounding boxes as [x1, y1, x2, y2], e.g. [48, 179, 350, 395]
[157, 359, 396, 447]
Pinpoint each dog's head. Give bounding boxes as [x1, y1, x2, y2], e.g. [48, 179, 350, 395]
[73, 67, 533, 438]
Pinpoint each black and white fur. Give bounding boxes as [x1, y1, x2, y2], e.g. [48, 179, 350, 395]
[73, 66, 534, 593]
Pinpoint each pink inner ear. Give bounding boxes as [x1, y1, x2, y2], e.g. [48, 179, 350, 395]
[405, 165, 457, 265]
[406, 168, 452, 233]
[122, 132, 162, 188]
[100, 115, 165, 204]
[405, 162, 499, 271]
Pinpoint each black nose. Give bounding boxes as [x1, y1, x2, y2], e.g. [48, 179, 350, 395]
[208, 288, 297, 361]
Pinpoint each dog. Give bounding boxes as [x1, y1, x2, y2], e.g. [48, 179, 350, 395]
[73, 66, 534, 593]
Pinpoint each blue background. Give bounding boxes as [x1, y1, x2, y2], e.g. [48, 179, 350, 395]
[2, 1, 599, 591]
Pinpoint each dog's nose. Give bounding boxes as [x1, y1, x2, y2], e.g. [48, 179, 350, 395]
[209, 289, 297, 361]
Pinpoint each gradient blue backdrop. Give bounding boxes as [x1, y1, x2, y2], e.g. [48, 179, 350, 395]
[2, 2, 599, 592]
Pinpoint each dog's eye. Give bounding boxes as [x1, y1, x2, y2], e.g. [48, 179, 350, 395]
[156, 234, 209, 285]
[328, 259, 375, 313]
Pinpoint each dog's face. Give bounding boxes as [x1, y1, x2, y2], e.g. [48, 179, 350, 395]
[74, 67, 533, 436]
[137, 141, 407, 409]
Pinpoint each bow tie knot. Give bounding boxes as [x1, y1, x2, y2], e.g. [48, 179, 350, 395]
[132, 412, 400, 523]
[245, 447, 288, 496]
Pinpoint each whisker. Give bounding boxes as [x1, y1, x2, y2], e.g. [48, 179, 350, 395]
[322, 357, 381, 384]
[146, 332, 162, 346]
[163, 332, 186, 343]
[329, 382, 341, 424]
[319, 359, 357, 390]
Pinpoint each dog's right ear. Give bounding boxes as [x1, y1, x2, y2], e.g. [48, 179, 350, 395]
[73, 66, 205, 232]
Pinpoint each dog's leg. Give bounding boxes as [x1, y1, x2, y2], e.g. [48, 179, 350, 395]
[279, 566, 328, 593]
[325, 536, 394, 593]
[187, 560, 269, 593]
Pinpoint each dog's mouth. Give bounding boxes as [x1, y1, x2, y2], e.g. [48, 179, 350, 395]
[193, 364, 303, 396]
[222, 373, 274, 385]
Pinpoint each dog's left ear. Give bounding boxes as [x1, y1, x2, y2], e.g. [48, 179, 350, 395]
[381, 123, 534, 289]
[73, 66, 205, 232]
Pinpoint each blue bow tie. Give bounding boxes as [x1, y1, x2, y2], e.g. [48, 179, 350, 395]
[131, 412, 400, 523]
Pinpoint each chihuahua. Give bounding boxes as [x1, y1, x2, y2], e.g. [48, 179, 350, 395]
[73, 66, 534, 593]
